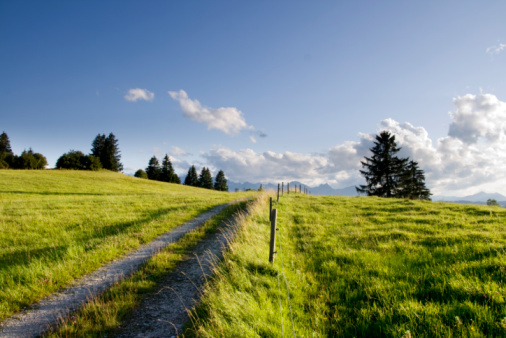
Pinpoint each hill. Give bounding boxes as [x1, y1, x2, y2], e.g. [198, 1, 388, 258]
[187, 193, 506, 337]
[0, 170, 253, 321]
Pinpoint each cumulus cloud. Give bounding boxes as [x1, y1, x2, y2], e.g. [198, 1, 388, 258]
[124, 88, 154, 102]
[486, 43, 506, 55]
[168, 90, 254, 135]
[200, 93, 506, 195]
[170, 146, 189, 157]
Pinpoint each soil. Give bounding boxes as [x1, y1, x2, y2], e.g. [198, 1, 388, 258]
[0, 201, 245, 338]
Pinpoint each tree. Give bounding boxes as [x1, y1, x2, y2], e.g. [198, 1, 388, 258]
[184, 165, 199, 187]
[0, 132, 13, 154]
[159, 154, 178, 183]
[487, 199, 500, 207]
[198, 167, 213, 189]
[134, 169, 148, 179]
[356, 131, 408, 198]
[14, 149, 47, 169]
[398, 160, 431, 200]
[91, 133, 123, 172]
[214, 170, 228, 191]
[56, 150, 102, 170]
[145, 156, 161, 180]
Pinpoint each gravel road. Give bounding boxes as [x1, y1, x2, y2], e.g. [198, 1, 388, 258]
[0, 201, 244, 337]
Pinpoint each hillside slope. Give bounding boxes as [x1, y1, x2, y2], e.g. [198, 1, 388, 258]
[188, 194, 506, 337]
[0, 170, 253, 321]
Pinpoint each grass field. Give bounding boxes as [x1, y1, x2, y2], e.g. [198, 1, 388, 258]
[0, 170, 254, 321]
[187, 193, 506, 337]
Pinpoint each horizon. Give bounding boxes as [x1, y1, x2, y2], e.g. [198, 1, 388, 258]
[1, 1, 505, 197]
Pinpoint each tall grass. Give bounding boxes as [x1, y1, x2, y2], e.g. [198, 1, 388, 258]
[187, 194, 506, 337]
[0, 170, 254, 321]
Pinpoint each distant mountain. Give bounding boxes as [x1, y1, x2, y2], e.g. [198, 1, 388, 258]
[228, 181, 358, 196]
[433, 191, 506, 207]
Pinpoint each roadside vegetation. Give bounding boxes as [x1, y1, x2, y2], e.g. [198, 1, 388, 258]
[186, 193, 506, 337]
[0, 170, 254, 321]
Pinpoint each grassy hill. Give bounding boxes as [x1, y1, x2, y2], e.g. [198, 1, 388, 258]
[188, 193, 506, 337]
[0, 170, 253, 321]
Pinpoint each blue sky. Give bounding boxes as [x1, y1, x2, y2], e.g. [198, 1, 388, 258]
[1, 1, 506, 196]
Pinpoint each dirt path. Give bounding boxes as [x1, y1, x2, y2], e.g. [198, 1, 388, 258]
[114, 205, 244, 337]
[0, 201, 244, 338]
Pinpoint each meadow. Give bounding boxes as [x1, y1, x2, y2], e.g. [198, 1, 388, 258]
[0, 170, 253, 321]
[187, 193, 506, 337]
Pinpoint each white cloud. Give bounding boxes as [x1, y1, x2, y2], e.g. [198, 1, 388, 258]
[170, 146, 189, 157]
[250, 136, 257, 144]
[486, 43, 506, 55]
[168, 90, 254, 135]
[124, 88, 155, 102]
[201, 93, 506, 196]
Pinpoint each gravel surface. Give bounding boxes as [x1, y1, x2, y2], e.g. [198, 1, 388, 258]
[114, 207, 243, 337]
[0, 202, 237, 338]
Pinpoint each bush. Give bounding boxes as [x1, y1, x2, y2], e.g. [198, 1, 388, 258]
[134, 169, 148, 179]
[56, 150, 102, 170]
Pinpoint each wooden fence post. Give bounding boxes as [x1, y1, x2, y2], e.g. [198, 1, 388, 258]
[269, 197, 273, 222]
[282, 182, 284, 195]
[269, 208, 277, 263]
[287, 182, 289, 194]
[277, 183, 280, 202]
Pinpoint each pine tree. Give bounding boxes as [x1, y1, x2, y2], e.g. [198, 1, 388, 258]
[146, 156, 161, 180]
[398, 160, 431, 200]
[213, 170, 228, 191]
[356, 131, 408, 197]
[184, 165, 199, 186]
[91, 133, 123, 172]
[0, 132, 13, 154]
[198, 167, 213, 189]
[159, 154, 175, 183]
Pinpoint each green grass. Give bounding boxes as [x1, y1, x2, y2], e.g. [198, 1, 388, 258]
[45, 199, 255, 337]
[186, 193, 506, 337]
[0, 170, 254, 321]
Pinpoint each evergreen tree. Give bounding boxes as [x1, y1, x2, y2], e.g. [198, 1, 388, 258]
[398, 160, 431, 200]
[134, 169, 148, 179]
[184, 165, 199, 186]
[0, 132, 13, 154]
[159, 154, 176, 183]
[146, 156, 161, 180]
[356, 131, 407, 197]
[198, 167, 213, 189]
[91, 133, 123, 172]
[214, 170, 228, 191]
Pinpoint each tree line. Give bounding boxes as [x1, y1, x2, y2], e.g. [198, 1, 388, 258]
[356, 131, 431, 200]
[56, 133, 122, 171]
[135, 157, 228, 191]
[0, 132, 48, 169]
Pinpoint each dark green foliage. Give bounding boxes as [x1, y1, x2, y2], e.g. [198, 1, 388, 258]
[0, 132, 13, 154]
[184, 165, 199, 187]
[214, 170, 228, 191]
[398, 160, 431, 200]
[487, 199, 500, 207]
[13, 149, 47, 169]
[198, 167, 213, 189]
[356, 131, 408, 197]
[134, 169, 148, 179]
[145, 156, 161, 180]
[56, 150, 102, 171]
[91, 133, 123, 172]
[159, 154, 180, 183]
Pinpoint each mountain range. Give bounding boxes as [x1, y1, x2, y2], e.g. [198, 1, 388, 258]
[228, 181, 506, 207]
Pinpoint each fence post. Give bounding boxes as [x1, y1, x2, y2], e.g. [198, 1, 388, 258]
[282, 182, 284, 195]
[269, 197, 273, 222]
[269, 208, 277, 264]
[287, 182, 289, 194]
[277, 183, 280, 202]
